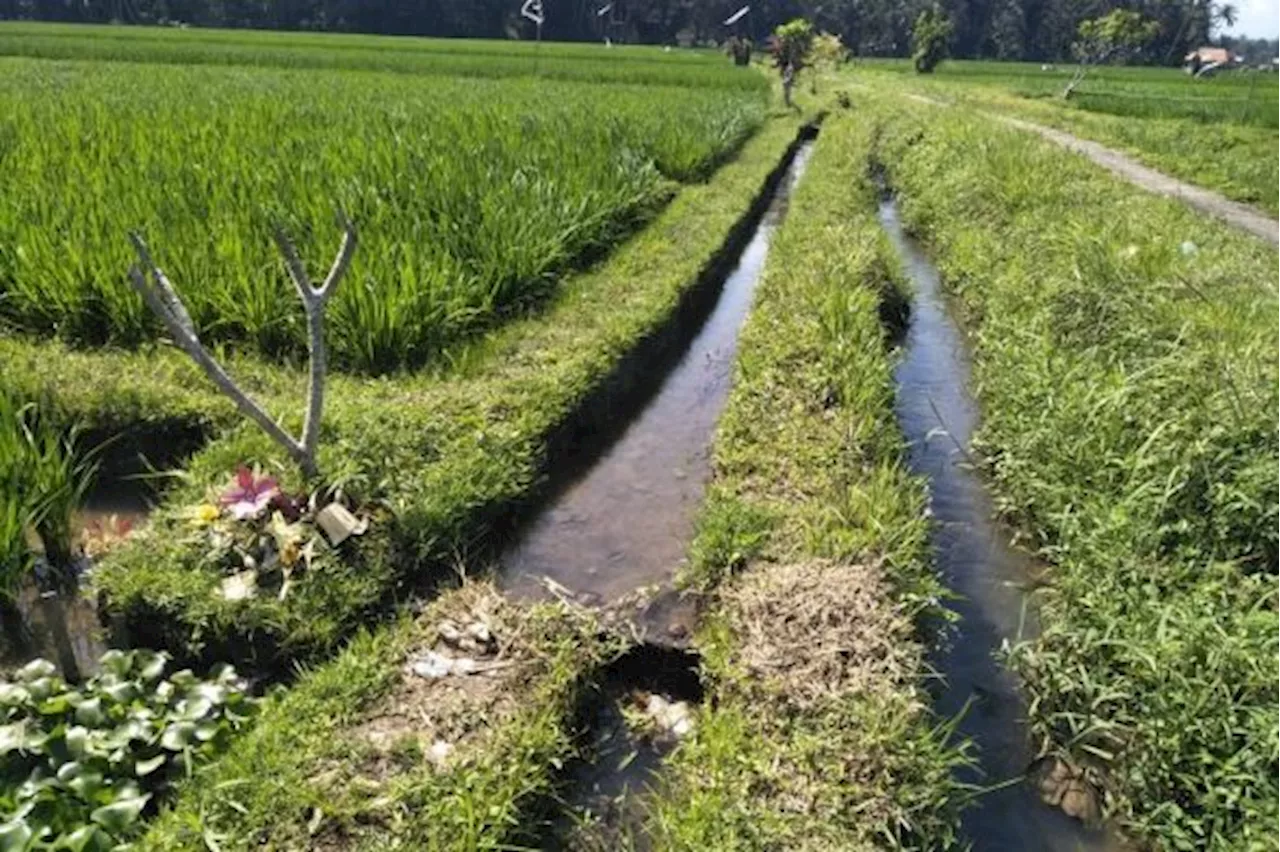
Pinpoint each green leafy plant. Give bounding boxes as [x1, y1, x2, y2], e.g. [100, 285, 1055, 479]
[911, 7, 953, 74]
[0, 650, 256, 849]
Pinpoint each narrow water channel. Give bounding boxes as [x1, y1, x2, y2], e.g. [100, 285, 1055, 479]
[499, 137, 817, 611]
[879, 197, 1121, 851]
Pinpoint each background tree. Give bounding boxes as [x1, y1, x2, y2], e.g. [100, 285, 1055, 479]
[911, 6, 953, 73]
[1063, 9, 1159, 96]
[771, 17, 816, 70]
[771, 18, 814, 106]
[0, 0, 1266, 66]
[811, 30, 848, 70]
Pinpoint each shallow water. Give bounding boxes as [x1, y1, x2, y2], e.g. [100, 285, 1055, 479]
[1, 479, 152, 680]
[881, 197, 1121, 851]
[499, 139, 816, 607]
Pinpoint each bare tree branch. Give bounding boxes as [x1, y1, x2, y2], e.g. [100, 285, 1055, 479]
[126, 217, 357, 478]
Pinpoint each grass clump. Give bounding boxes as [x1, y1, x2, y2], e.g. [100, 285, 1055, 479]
[877, 101, 1277, 849]
[0, 393, 98, 599]
[647, 113, 970, 850]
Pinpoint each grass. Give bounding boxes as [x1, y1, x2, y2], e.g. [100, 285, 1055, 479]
[876, 97, 1277, 850]
[850, 62, 1279, 216]
[643, 111, 969, 850]
[38, 111, 813, 679]
[0, 54, 765, 373]
[139, 582, 616, 849]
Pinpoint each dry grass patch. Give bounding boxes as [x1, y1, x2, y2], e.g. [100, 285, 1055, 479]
[721, 558, 916, 707]
[349, 585, 530, 770]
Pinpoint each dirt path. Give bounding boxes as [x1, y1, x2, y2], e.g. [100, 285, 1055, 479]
[904, 93, 1279, 246]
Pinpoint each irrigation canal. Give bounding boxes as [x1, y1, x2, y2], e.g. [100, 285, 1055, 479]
[880, 194, 1125, 851]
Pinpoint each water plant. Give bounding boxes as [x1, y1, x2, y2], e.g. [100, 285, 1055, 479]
[0, 650, 255, 850]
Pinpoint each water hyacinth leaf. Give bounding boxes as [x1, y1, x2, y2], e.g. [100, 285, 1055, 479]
[74, 697, 105, 727]
[101, 681, 138, 704]
[23, 678, 56, 703]
[89, 794, 150, 833]
[97, 651, 130, 678]
[138, 652, 169, 682]
[56, 760, 85, 783]
[194, 721, 221, 743]
[169, 670, 198, 688]
[179, 697, 213, 721]
[15, 659, 56, 682]
[66, 771, 105, 800]
[0, 820, 32, 852]
[160, 721, 197, 751]
[58, 825, 100, 852]
[135, 753, 166, 777]
[37, 694, 73, 716]
[64, 726, 90, 759]
[0, 722, 27, 756]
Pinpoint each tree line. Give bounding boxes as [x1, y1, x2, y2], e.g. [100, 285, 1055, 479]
[0, 0, 1268, 65]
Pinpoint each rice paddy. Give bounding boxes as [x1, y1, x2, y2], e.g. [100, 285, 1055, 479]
[0, 34, 766, 373]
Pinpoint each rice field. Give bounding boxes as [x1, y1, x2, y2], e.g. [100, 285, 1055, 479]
[0, 29, 767, 373]
[859, 57, 1279, 127]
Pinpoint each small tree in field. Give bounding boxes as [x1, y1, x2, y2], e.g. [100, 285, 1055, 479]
[771, 18, 815, 106]
[1063, 9, 1159, 97]
[911, 7, 952, 74]
[810, 31, 848, 91]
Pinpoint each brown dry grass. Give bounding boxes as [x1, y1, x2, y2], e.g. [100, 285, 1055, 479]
[720, 558, 916, 708]
[346, 583, 559, 774]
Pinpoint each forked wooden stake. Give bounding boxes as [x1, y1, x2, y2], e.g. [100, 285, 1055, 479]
[127, 214, 356, 478]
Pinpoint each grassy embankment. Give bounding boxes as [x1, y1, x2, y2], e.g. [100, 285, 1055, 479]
[638, 112, 969, 850]
[853, 61, 1279, 216]
[877, 99, 1277, 849]
[139, 582, 616, 849]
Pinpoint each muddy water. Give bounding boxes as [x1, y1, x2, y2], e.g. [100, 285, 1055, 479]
[880, 198, 1121, 851]
[500, 139, 816, 607]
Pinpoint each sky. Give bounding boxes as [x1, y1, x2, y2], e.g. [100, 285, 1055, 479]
[1221, 0, 1279, 40]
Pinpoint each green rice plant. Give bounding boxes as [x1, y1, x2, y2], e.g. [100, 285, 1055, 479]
[0, 394, 98, 593]
[0, 57, 766, 373]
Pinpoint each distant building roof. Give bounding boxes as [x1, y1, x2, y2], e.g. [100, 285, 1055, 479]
[1184, 46, 1236, 65]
